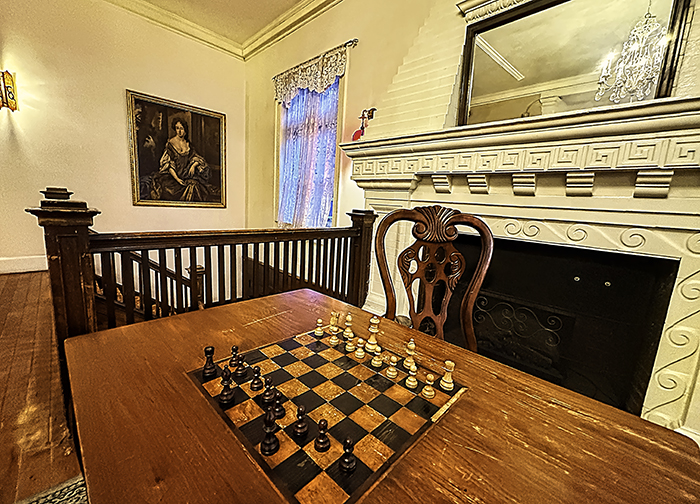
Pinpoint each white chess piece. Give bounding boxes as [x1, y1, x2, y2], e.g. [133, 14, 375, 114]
[343, 313, 354, 340]
[422, 374, 436, 399]
[440, 360, 455, 392]
[354, 338, 366, 359]
[371, 346, 383, 368]
[366, 316, 380, 353]
[314, 318, 324, 337]
[406, 364, 418, 389]
[403, 338, 416, 370]
[386, 355, 398, 379]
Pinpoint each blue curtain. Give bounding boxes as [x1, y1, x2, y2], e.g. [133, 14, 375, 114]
[278, 77, 339, 228]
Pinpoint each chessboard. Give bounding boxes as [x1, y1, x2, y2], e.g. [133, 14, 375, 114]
[188, 320, 465, 504]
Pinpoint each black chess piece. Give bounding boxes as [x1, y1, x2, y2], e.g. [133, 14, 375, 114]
[250, 366, 264, 391]
[314, 419, 330, 452]
[261, 377, 276, 407]
[339, 438, 356, 473]
[260, 407, 279, 457]
[293, 405, 308, 438]
[228, 345, 239, 368]
[218, 365, 235, 405]
[272, 390, 286, 419]
[234, 354, 248, 379]
[202, 346, 217, 379]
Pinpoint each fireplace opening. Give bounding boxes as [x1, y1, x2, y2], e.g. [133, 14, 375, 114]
[443, 234, 679, 415]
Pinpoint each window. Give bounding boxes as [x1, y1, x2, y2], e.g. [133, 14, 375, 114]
[272, 40, 357, 228]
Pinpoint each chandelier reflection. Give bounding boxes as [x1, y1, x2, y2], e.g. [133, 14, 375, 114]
[595, 7, 668, 104]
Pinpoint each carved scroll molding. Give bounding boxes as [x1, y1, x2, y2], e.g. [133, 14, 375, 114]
[456, 0, 532, 24]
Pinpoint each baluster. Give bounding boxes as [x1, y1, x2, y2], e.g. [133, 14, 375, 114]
[175, 248, 184, 313]
[262, 241, 270, 296]
[140, 250, 152, 320]
[230, 243, 238, 302]
[204, 246, 213, 307]
[329, 237, 338, 295]
[273, 241, 281, 294]
[285, 241, 293, 291]
[339, 237, 348, 300]
[315, 239, 322, 287]
[158, 249, 169, 317]
[300, 240, 307, 285]
[252, 243, 259, 298]
[121, 252, 135, 324]
[218, 244, 225, 304]
[189, 246, 199, 310]
[102, 252, 117, 328]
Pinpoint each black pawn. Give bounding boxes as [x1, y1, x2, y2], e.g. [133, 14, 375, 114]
[260, 407, 279, 457]
[202, 346, 217, 379]
[234, 354, 248, 379]
[339, 438, 356, 473]
[293, 405, 308, 438]
[250, 366, 264, 391]
[228, 345, 239, 368]
[218, 365, 235, 405]
[314, 419, 330, 452]
[261, 377, 276, 407]
[272, 390, 286, 419]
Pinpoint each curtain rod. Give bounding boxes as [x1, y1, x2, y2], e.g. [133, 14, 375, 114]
[273, 39, 359, 80]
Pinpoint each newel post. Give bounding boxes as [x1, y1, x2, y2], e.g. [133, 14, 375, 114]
[26, 188, 101, 342]
[347, 209, 377, 307]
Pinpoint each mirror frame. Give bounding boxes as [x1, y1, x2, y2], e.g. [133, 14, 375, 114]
[456, 0, 693, 126]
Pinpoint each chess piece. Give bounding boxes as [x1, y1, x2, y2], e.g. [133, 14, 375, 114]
[440, 360, 455, 392]
[228, 345, 239, 368]
[354, 339, 366, 359]
[234, 354, 248, 379]
[203, 346, 217, 379]
[422, 374, 436, 399]
[329, 332, 340, 347]
[371, 346, 383, 368]
[261, 376, 276, 407]
[218, 365, 235, 405]
[250, 366, 264, 392]
[406, 363, 418, 389]
[314, 419, 330, 452]
[386, 355, 399, 379]
[343, 313, 354, 340]
[260, 407, 280, 456]
[314, 318, 324, 337]
[366, 316, 380, 353]
[293, 405, 309, 438]
[273, 390, 286, 419]
[403, 338, 416, 370]
[329, 311, 340, 335]
[339, 438, 357, 473]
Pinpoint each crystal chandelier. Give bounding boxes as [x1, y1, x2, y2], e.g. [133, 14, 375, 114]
[595, 5, 667, 104]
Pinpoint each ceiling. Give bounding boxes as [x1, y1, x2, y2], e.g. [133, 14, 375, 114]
[140, 0, 305, 44]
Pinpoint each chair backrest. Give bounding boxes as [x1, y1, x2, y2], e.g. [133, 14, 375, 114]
[374, 205, 494, 351]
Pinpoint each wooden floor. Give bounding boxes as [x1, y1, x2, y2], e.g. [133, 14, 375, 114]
[0, 272, 81, 504]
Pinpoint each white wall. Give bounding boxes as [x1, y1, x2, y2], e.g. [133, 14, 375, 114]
[0, 0, 246, 273]
[244, 0, 438, 229]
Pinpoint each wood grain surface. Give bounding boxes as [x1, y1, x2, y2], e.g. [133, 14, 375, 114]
[64, 289, 700, 504]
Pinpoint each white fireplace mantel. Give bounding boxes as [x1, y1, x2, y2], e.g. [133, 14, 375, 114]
[341, 97, 700, 444]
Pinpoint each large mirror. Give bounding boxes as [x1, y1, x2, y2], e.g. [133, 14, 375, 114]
[458, 0, 691, 125]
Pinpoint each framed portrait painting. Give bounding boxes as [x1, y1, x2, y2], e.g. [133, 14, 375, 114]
[127, 90, 226, 207]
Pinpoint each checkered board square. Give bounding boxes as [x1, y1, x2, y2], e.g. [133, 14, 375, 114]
[188, 328, 464, 504]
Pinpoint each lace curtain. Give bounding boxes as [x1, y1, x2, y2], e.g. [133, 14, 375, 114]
[277, 77, 339, 228]
[273, 40, 357, 228]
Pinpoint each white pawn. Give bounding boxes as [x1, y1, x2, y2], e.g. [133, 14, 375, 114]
[405, 364, 418, 389]
[354, 338, 366, 359]
[329, 311, 340, 335]
[386, 355, 398, 379]
[440, 360, 455, 392]
[421, 374, 436, 399]
[329, 331, 340, 347]
[343, 313, 354, 340]
[314, 318, 324, 337]
[403, 338, 416, 370]
[371, 346, 383, 368]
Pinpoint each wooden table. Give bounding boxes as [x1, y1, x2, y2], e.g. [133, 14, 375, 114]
[65, 289, 700, 503]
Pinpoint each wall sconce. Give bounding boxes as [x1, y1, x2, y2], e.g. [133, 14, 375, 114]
[1, 71, 18, 111]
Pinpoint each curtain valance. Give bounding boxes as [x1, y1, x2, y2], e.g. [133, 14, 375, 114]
[272, 39, 358, 106]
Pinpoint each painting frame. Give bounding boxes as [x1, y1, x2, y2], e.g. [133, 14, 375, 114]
[127, 90, 226, 207]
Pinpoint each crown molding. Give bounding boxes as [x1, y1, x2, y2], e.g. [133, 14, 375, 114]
[103, 0, 342, 62]
[242, 0, 343, 59]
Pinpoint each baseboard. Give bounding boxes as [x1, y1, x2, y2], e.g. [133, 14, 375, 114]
[0, 255, 48, 274]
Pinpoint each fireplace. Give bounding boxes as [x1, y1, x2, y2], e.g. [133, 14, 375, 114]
[341, 98, 700, 444]
[444, 234, 679, 416]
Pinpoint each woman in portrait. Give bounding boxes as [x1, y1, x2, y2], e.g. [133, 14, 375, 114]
[150, 117, 213, 202]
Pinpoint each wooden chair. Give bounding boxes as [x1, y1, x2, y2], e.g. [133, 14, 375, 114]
[374, 205, 494, 351]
